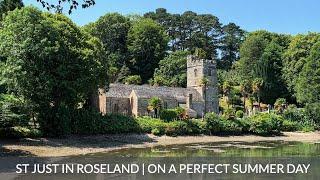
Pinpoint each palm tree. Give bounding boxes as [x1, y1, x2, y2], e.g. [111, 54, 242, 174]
[222, 81, 232, 107]
[240, 80, 252, 114]
[148, 97, 162, 118]
[252, 78, 264, 104]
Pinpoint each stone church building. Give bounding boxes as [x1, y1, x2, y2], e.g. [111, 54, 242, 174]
[97, 55, 219, 118]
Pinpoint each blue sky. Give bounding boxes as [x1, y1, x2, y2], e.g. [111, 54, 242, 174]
[23, 0, 319, 34]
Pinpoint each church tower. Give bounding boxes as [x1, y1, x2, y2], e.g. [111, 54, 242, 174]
[187, 55, 219, 114]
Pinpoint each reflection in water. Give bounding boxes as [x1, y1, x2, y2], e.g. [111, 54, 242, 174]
[6, 141, 320, 180]
[95, 141, 320, 158]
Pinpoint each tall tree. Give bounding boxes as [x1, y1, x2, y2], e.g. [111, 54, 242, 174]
[236, 31, 290, 104]
[189, 13, 221, 59]
[240, 80, 252, 113]
[151, 51, 189, 87]
[144, 8, 222, 59]
[237, 31, 272, 79]
[219, 23, 245, 69]
[255, 41, 288, 104]
[0, 7, 108, 136]
[83, 13, 131, 82]
[144, 8, 180, 51]
[282, 33, 320, 95]
[295, 42, 320, 104]
[127, 18, 168, 83]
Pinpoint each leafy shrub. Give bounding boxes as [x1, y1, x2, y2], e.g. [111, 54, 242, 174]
[282, 107, 308, 123]
[159, 107, 185, 122]
[71, 108, 105, 135]
[236, 110, 244, 118]
[305, 103, 320, 124]
[151, 128, 164, 136]
[0, 94, 29, 128]
[160, 109, 178, 122]
[165, 121, 189, 136]
[39, 105, 73, 137]
[102, 114, 141, 133]
[72, 109, 140, 135]
[221, 119, 243, 134]
[136, 116, 166, 133]
[223, 107, 236, 120]
[185, 119, 206, 134]
[0, 126, 42, 138]
[249, 113, 284, 135]
[137, 116, 205, 136]
[282, 106, 318, 132]
[238, 117, 252, 133]
[204, 112, 243, 134]
[300, 124, 316, 132]
[281, 120, 300, 132]
[124, 75, 142, 85]
[204, 112, 222, 134]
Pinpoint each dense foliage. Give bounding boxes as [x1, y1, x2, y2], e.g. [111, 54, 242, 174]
[295, 42, 320, 105]
[235, 31, 291, 104]
[0, 7, 108, 136]
[127, 18, 168, 83]
[151, 51, 189, 87]
[282, 33, 320, 95]
[159, 107, 184, 122]
[82, 13, 131, 83]
[0, 0, 23, 19]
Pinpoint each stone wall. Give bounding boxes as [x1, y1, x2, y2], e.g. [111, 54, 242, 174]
[136, 98, 149, 116]
[105, 97, 131, 115]
[191, 101, 205, 118]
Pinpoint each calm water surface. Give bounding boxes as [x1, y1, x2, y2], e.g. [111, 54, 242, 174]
[95, 140, 320, 157]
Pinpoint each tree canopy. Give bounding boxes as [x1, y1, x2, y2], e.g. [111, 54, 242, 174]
[151, 51, 190, 87]
[82, 13, 131, 82]
[144, 8, 222, 59]
[0, 0, 23, 19]
[282, 33, 320, 94]
[295, 42, 320, 104]
[0, 6, 108, 136]
[235, 31, 291, 104]
[219, 23, 245, 69]
[127, 18, 168, 83]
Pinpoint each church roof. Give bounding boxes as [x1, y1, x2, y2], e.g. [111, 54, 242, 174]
[105, 83, 203, 102]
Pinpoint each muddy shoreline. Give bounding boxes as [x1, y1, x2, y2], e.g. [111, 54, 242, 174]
[1, 132, 320, 157]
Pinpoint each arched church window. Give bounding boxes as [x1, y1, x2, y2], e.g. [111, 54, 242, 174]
[194, 69, 198, 77]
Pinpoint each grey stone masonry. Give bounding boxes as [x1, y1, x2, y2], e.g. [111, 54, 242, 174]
[187, 55, 219, 114]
